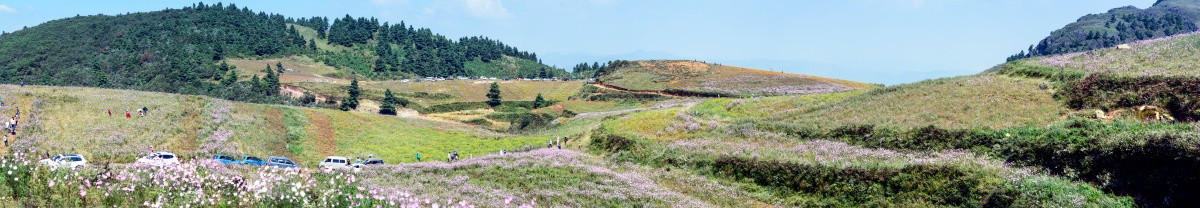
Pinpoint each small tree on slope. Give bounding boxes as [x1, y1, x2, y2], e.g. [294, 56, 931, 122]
[380, 89, 397, 115]
[487, 82, 502, 108]
[340, 78, 361, 111]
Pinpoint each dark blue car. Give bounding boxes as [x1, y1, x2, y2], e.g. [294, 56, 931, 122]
[267, 156, 300, 168]
[212, 154, 239, 165]
[241, 155, 267, 166]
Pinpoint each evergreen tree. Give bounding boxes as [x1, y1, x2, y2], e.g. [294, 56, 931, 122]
[533, 93, 546, 108]
[222, 69, 238, 86]
[486, 82, 502, 108]
[340, 77, 361, 111]
[379, 89, 397, 115]
[264, 66, 280, 96]
[250, 74, 263, 94]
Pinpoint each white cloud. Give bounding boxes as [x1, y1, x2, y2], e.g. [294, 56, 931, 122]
[464, 0, 510, 18]
[0, 4, 16, 13]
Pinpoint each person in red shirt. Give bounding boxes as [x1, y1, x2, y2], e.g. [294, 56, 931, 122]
[108, 109, 112, 116]
[125, 110, 131, 118]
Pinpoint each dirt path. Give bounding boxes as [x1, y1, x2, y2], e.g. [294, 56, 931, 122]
[572, 99, 700, 120]
[591, 84, 678, 97]
[281, 85, 328, 102]
[304, 110, 337, 156]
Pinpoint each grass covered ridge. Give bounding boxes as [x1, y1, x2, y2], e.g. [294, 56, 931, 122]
[0, 84, 546, 167]
[597, 60, 874, 97]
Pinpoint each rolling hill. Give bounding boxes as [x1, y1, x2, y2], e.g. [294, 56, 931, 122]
[0, 84, 549, 167]
[1012, 0, 1200, 59]
[0, 2, 564, 106]
[592, 60, 875, 97]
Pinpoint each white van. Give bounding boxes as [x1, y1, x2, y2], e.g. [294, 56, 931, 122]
[318, 156, 351, 172]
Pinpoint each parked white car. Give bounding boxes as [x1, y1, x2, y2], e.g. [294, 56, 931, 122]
[136, 152, 180, 166]
[39, 154, 87, 169]
[318, 156, 351, 172]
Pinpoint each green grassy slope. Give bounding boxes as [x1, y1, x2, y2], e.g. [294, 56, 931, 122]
[584, 97, 1129, 206]
[770, 75, 1066, 130]
[596, 60, 876, 97]
[0, 84, 546, 167]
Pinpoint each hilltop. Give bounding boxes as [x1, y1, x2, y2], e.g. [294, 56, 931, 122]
[1010, 0, 1200, 60]
[0, 2, 564, 105]
[591, 60, 875, 97]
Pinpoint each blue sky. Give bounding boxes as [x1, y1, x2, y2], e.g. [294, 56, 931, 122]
[0, 0, 1154, 84]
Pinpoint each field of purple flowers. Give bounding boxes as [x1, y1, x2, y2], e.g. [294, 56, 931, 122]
[1035, 31, 1200, 77]
[0, 151, 537, 207]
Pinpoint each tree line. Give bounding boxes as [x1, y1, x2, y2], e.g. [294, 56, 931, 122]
[322, 16, 545, 79]
[1009, 7, 1198, 61]
[0, 2, 306, 104]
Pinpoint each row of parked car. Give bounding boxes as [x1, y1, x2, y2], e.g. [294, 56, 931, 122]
[210, 154, 300, 168]
[38, 152, 304, 169]
[39, 152, 393, 173]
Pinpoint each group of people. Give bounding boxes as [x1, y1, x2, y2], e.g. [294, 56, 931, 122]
[108, 107, 149, 118]
[547, 136, 569, 149]
[3, 107, 20, 147]
[446, 151, 460, 162]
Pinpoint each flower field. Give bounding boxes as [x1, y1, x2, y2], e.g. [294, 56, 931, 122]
[0, 151, 538, 207]
[1033, 31, 1200, 77]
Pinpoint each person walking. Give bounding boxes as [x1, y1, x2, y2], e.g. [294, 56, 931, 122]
[125, 110, 131, 118]
[107, 109, 112, 117]
[416, 152, 421, 162]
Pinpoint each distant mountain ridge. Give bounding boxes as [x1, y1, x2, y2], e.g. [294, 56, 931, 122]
[1009, 0, 1200, 60]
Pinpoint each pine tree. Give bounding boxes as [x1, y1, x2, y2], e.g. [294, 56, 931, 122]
[380, 89, 397, 115]
[533, 93, 546, 108]
[265, 66, 280, 96]
[486, 82, 502, 108]
[250, 74, 263, 94]
[222, 69, 238, 86]
[308, 39, 318, 51]
[341, 77, 361, 111]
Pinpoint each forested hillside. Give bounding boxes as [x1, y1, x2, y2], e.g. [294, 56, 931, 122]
[1008, 0, 1200, 61]
[0, 2, 563, 104]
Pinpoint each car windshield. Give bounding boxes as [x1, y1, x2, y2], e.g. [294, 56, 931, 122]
[52, 155, 62, 161]
[160, 154, 175, 159]
[366, 160, 383, 164]
[222, 156, 234, 160]
[246, 157, 262, 161]
[68, 157, 83, 162]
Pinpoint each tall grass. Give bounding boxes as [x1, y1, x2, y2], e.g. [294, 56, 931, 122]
[770, 75, 1065, 130]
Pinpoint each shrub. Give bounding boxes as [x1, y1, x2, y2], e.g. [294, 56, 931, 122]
[587, 129, 641, 154]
